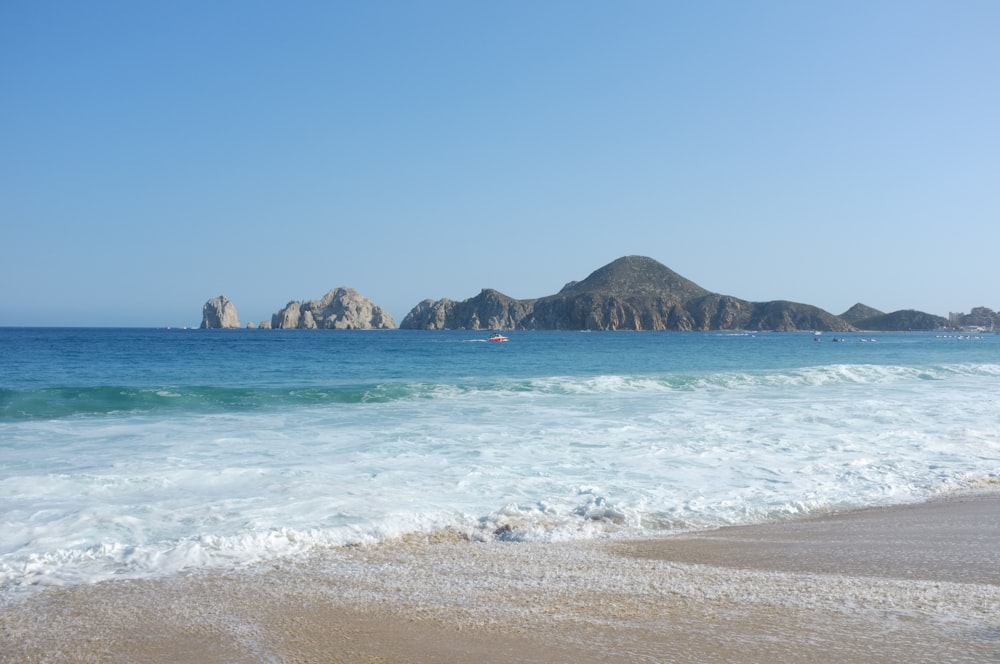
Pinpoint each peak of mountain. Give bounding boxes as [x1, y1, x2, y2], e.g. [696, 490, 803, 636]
[840, 303, 884, 325]
[558, 255, 710, 300]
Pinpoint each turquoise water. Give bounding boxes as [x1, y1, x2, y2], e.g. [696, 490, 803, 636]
[2, 328, 998, 594]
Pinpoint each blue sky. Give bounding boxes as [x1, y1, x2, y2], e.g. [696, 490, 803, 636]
[3, 1, 998, 327]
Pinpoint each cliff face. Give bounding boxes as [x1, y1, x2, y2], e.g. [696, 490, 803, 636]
[200, 295, 241, 329]
[526, 292, 695, 330]
[271, 287, 396, 330]
[401, 256, 856, 332]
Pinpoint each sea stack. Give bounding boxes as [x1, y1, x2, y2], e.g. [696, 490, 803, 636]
[200, 295, 241, 329]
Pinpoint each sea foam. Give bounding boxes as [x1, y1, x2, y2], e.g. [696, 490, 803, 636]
[2, 330, 998, 595]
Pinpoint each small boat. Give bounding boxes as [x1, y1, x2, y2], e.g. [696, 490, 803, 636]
[488, 333, 509, 342]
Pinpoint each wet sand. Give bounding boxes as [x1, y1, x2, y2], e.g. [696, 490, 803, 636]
[620, 490, 1000, 585]
[2, 493, 998, 663]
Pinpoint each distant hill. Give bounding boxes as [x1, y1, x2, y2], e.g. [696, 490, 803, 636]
[401, 256, 854, 332]
[840, 303, 884, 326]
[556, 256, 710, 300]
[853, 309, 949, 331]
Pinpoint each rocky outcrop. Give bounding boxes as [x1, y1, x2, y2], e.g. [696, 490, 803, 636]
[401, 256, 856, 332]
[683, 294, 750, 330]
[200, 295, 241, 329]
[404, 299, 456, 330]
[403, 289, 535, 330]
[270, 287, 396, 330]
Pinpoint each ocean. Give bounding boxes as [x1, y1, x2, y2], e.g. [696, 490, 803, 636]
[1, 327, 998, 598]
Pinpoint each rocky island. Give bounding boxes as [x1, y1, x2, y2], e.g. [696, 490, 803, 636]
[200, 295, 241, 329]
[270, 287, 396, 329]
[200, 288, 394, 330]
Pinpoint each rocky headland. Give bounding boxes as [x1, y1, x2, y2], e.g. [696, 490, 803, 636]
[401, 256, 855, 332]
[200, 256, 972, 332]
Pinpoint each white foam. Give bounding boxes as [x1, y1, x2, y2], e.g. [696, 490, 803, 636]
[2, 360, 999, 595]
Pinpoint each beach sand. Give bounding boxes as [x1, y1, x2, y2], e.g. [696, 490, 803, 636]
[2, 492, 998, 663]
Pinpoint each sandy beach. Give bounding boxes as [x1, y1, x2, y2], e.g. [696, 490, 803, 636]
[3, 492, 998, 663]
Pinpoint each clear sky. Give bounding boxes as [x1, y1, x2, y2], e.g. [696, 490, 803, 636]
[3, 1, 998, 327]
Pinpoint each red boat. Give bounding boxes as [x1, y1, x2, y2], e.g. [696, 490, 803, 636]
[488, 333, 509, 342]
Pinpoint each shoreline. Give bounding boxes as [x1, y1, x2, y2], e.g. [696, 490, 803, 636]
[617, 489, 1000, 585]
[3, 493, 998, 663]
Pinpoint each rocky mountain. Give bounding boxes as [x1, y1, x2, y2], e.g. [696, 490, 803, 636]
[200, 295, 241, 329]
[852, 309, 949, 331]
[401, 256, 855, 332]
[839, 303, 884, 326]
[557, 257, 710, 300]
[270, 287, 396, 330]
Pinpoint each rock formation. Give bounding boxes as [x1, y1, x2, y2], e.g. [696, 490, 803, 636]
[270, 287, 395, 330]
[401, 256, 855, 332]
[839, 303, 884, 326]
[198, 258, 954, 333]
[405, 289, 535, 330]
[200, 295, 241, 329]
[841, 303, 950, 330]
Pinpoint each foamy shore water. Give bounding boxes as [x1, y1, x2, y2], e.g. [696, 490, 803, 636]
[2, 491, 998, 663]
